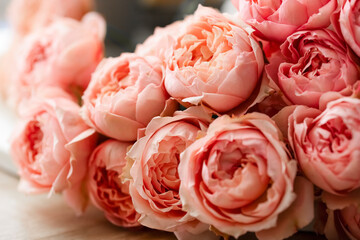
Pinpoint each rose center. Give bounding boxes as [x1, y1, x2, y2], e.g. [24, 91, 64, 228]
[94, 168, 131, 210]
[26, 120, 43, 163]
[317, 117, 352, 153]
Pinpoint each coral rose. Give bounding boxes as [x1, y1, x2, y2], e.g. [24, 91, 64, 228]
[81, 53, 168, 142]
[10, 90, 97, 213]
[164, 6, 264, 113]
[125, 107, 212, 233]
[8, 0, 93, 36]
[288, 98, 360, 196]
[9, 12, 105, 109]
[232, 0, 337, 42]
[87, 140, 140, 227]
[179, 113, 313, 239]
[266, 29, 359, 109]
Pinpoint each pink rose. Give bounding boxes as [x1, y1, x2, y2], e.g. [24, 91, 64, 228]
[8, 0, 94, 36]
[179, 113, 313, 239]
[10, 90, 97, 213]
[232, 0, 337, 42]
[164, 6, 264, 113]
[81, 53, 168, 142]
[87, 140, 141, 227]
[125, 107, 212, 233]
[266, 29, 359, 109]
[8, 12, 105, 110]
[332, 0, 360, 57]
[324, 205, 360, 240]
[288, 97, 360, 196]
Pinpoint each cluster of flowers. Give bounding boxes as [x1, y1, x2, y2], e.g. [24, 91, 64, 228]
[3, 0, 360, 239]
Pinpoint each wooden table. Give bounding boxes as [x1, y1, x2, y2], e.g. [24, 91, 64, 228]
[0, 158, 176, 240]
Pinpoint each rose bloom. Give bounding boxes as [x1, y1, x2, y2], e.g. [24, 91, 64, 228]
[232, 0, 337, 42]
[87, 140, 140, 227]
[10, 89, 97, 213]
[8, 12, 105, 109]
[125, 107, 212, 232]
[332, 0, 360, 57]
[266, 29, 359, 109]
[164, 6, 264, 113]
[179, 113, 313, 239]
[324, 205, 360, 240]
[288, 97, 360, 195]
[81, 53, 168, 142]
[8, 0, 93, 36]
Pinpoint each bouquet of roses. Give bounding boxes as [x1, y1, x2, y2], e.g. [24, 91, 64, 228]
[4, 0, 360, 239]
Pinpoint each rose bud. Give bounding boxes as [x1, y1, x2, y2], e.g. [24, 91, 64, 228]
[8, 0, 94, 36]
[8, 12, 105, 110]
[179, 113, 313, 239]
[124, 107, 213, 235]
[164, 6, 264, 113]
[81, 53, 168, 142]
[87, 140, 141, 227]
[266, 29, 359, 109]
[232, 0, 337, 42]
[288, 97, 360, 197]
[10, 89, 97, 213]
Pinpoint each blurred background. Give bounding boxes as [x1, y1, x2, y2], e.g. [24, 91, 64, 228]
[0, 0, 236, 56]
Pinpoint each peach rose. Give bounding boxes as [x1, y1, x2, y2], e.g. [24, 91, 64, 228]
[288, 98, 360, 196]
[266, 29, 359, 109]
[8, 0, 93, 36]
[332, 0, 360, 57]
[324, 205, 360, 240]
[8, 12, 105, 110]
[10, 90, 97, 213]
[164, 6, 264, 113]
[179, 113, 313, 239]
[232, 0, 337, 42]
[81, 53, 168, 142]
[124, 107, 212, 233]
[87, 140, 140, 227]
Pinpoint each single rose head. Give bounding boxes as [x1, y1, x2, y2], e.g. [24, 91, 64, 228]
[87, 140, 141, 227]
[164, 5, 264, 113]
[288, 98, 360, 196]
[232, 0, 337, 42]
[10, 91, 97, 213]
[179, 113, 308, 239]
[125, 107, 212, 232]
[81, 53, 168, 141]
[8, 12, 105, 110]
[266, 29, 359, 109]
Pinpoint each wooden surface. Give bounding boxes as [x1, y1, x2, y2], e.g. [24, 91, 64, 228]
[0, 163, 176, 240]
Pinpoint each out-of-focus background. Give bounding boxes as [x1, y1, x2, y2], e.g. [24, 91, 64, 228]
[0, 0, 236, 56]
[93, 0, 235, 55]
